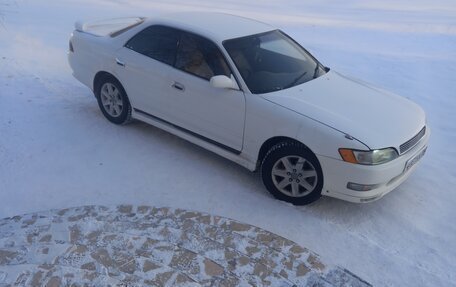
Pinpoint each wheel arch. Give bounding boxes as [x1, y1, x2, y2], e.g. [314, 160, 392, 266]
[256, 136, 314, 170]
[93, 71, 118, 94]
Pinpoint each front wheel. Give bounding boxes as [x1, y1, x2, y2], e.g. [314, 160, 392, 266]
[96, 75, 132, 125]
[261, 142, 324, 205]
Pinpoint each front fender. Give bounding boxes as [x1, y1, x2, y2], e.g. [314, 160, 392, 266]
[296, 120, 369, 160]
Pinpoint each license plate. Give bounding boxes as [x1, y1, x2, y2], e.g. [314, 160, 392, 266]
[404, 147, 427, 173]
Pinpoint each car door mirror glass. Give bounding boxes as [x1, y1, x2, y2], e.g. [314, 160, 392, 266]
[210, 75, 239, 90]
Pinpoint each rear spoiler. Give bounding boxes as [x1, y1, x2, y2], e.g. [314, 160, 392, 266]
[74, 17, 145, 37]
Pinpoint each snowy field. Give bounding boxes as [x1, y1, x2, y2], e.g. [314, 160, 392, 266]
[0, 0, 455, 286]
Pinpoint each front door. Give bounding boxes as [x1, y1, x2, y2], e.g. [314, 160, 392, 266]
[165, 31, 245, 152]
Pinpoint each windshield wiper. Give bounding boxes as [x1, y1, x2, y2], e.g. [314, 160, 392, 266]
[283, 71, 307, 89]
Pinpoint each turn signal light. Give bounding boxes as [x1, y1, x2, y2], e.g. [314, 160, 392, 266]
[339, 149, 357, 164]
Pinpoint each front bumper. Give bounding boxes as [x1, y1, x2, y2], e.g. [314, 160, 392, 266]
[318, 128, 430, 203]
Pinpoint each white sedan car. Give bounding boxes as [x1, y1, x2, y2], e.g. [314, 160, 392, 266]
[68, 12, 429, 205]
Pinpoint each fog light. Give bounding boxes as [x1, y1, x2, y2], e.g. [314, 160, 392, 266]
[347, 182, 381, 191]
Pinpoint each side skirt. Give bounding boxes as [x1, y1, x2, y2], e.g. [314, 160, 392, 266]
[134, 108, 242, 155]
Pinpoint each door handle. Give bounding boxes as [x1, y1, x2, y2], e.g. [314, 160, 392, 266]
[172, 82, 185, 92]
[116, 58, 125, 67]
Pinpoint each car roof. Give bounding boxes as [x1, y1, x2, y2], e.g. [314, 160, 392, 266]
[145, 12, 275, 43]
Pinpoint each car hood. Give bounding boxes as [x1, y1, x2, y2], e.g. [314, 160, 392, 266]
[261, 71, 426, 150]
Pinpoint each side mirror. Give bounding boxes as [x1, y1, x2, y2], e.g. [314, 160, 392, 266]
[210, 75, 239, 90]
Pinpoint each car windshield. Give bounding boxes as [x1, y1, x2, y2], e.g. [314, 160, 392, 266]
[224, 30, 326, 94]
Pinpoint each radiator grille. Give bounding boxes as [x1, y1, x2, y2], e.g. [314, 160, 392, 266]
[400, 126, 426, 154]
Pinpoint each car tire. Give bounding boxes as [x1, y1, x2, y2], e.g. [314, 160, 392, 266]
[95, 75, 132, 125]
[261, 141, 324, 205]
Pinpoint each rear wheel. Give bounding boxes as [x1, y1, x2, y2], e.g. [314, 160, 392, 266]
[261, 141, 323, 205]
[95, 75, 132, 125]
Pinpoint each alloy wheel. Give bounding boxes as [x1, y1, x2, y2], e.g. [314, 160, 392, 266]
[100, 82, 123, 117]
[271, 155, 318, 198]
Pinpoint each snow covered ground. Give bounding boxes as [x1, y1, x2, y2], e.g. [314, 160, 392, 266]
[0, 0, 455, 286]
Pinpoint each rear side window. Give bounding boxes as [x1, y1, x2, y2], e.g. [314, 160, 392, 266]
[175, 32, 231, 81]
[125, 25, 179, 66]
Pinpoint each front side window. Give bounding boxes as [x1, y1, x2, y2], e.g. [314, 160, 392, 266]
[175, 33, 231, 81]
[125, 25, 180, 66]
[224, 30, 326, 94]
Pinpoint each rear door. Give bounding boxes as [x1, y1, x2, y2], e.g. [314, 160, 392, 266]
[114, 25, 180, 119]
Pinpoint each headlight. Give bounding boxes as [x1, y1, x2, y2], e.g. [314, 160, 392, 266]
[339, 148, 398, 165]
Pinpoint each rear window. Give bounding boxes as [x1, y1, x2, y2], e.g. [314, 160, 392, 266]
[125, 25, 180, 66]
